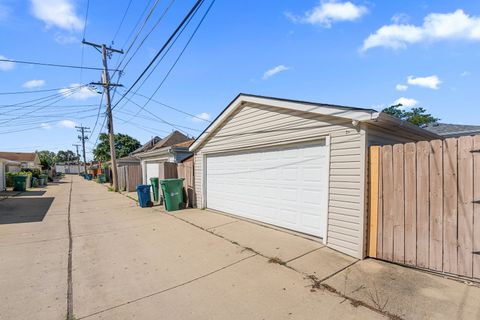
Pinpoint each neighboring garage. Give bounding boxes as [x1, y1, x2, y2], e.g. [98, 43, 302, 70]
[190, 94, 440, 258]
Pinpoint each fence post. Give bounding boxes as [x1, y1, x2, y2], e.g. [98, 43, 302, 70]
[368, 146, 380, 258]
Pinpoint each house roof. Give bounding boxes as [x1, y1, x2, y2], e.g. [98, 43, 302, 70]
[423, 123, 480, 138]
[190, 93, 440, 152]
[0, 152, 37, 162]
[151, 131, 191, 150]
[0, 158, 21, 165]
[131, 136, 162, 155]
[134, 132, 193, 159]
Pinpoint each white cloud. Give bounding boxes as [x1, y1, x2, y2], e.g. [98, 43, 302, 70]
[30, 0, 83, 31]
[461, 71, 470, 77]
[288, 1, 368, 27]
[263, 65, 290, 80]
[54, 33, 79, 44]
[391, 13, 409, 24]
[394, 97, 419, 108]
[396, 84, 408, 91]
[407, 75, 441, 89]
[362, 9, 480, 51]
[41, 123, 52, 129]
[22, 79, 46, 88]
[59, 83, 98, 100]
[58, 120, 76, 128]
[192, 112, 211, 122]
[0, 55, 14, 71]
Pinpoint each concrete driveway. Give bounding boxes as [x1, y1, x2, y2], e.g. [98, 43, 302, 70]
[1, 176, 479, 319]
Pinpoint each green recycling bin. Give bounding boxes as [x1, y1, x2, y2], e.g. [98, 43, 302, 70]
[150, 177, 159, 202]
[98, 173, 107, 183]
[40, 174, 48, 185]
[160, 178, 184, 212]
[32, 177, 39, 187]
[13, 175, 28, 191]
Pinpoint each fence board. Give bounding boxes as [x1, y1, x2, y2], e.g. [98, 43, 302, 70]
[393, 144, 405, 263]
[457, 136, 473, 277]
[377, 147, 384, 259]
[369, 135, 480, 280]
[429, 140, 443, 271]
[443, 138, 458, 274]
[368, 146, 380, 258]
[404, 142, 417, 265]
[416, 141, 430, 268]
[382, 145, 394, 261]
[474, 136, 480, 279]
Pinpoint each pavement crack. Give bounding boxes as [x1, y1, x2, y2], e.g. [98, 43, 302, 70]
[285, 246, 325, 264]
[66, 177, 74, 320]
[78, 253, 257, 319]
[206, 220, 239, 230]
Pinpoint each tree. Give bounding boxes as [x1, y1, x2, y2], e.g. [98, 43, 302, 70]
[382, 104, 439, 127]
[37, 150, 56, 170]
[56, 150, 79, 163]
[93, 133, 141, 162]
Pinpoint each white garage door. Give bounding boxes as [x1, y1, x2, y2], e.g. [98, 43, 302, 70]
[145, 162, 160, 184]
[206, 143, 328, 238]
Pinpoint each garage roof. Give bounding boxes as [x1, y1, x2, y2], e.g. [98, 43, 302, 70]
[190, 93, 440, 152]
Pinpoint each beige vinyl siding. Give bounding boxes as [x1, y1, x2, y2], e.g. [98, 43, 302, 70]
[194, 103, 364, 258]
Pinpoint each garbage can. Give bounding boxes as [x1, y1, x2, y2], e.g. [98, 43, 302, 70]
[97, 173, 106, 183]
[136, 185, 153, 208]
[150, 177, 159, 202]
[32, 177, 39, 187]
[40, 174, 48, 185]
[86, 174, 93, 180]
[13, 175, 28, 191]
[38, 178, 45, 186]
[160, 179, 184, 212]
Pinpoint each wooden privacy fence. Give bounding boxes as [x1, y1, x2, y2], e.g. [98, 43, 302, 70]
[368, 135, 480, 280]
[117, 165, 142, 192]
[178, 161, 195, 208]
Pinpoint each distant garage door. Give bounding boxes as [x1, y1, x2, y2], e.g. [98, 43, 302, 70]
[206, 143, 329, 238]
[145, 162, 160, 184]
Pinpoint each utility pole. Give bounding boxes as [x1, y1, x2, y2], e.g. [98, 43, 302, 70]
[73, 144, 81, 174]
[83, 40, 123, 192]
[76, 125, 90, 175]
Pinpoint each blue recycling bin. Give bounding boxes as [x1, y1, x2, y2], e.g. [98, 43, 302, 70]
[86, 174, 93, 180]
[136, 185, 153, 208]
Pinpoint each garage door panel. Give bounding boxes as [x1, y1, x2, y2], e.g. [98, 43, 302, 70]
[206, 143, 328, 238]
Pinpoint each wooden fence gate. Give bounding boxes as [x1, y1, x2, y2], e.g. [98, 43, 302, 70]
[368, 135, 480, 280]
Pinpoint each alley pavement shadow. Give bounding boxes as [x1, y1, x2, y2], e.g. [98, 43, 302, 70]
[0, 197, 54, 224]
[14, 191, 47, 197]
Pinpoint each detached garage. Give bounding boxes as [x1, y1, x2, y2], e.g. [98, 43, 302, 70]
[190, 94, 439, 258]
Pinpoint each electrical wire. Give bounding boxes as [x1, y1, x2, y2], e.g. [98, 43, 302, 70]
[0, 86, 87, 116]
[112, 0, 133, 44]
[122, 91, 210, 122]
[123, 0, 215, 123]
[90, 91, 105, 139]
[0, 58, 120, 71]
[0, 87, 88, 96]
[80, 0, 91, 83]
[116, 0, 176, 74]
[111, 0, 204, 110]
[110, 0, 161, 79]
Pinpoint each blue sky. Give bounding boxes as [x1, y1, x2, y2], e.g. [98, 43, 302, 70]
[0, 0, 479, 159]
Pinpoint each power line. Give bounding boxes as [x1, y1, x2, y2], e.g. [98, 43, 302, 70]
[124, 0, 215, 122]
[113, 0, 202, 112]
[112, 0, 133, 44]
[125, 91, 211, 122]
[111, 0, 161, 79]
[90, 91, 105, 139]
[0, 58, 121, 71]
[80, 0, 91, 83]
[0, 86, 87, 96]
[117, 0, 177, 74]
[111, 0, 205, 110]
